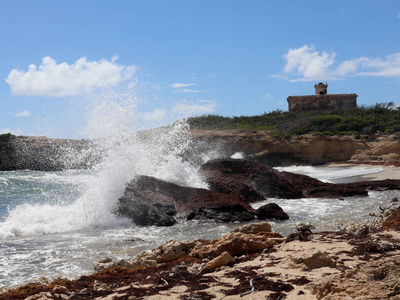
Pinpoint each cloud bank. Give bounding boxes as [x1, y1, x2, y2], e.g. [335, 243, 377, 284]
[279, 44, 400, 82]
[170, 83, 196, 89]
[5, 56, 136, 97]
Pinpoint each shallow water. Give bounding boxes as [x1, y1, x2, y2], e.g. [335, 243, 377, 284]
[1, 164, 398, 288]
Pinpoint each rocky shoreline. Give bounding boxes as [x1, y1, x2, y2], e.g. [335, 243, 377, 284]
[1, 130, 400, 171]
[2, 130, 400, 299]
[2, 213, 400, 300]
[117, 158, 400, 227]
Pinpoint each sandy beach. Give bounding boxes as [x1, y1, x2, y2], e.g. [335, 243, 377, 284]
[331, 162, 400, 181]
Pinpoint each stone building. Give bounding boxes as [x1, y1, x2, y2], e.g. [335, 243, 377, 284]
[287, 83, 357, 112]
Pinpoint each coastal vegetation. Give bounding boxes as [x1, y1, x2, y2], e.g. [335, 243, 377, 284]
[188, 102, 400, 138]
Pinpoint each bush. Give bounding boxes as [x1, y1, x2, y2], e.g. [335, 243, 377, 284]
[187, 103, 400, 137]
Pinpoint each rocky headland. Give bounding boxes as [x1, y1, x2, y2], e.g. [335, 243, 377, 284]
[2, 129, 400, 171]
[190, 129, 400, 166]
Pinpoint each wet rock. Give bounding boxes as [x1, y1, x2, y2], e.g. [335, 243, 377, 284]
[118, 175, 256, 225]
[187, 203, 255, 222]
[189, 232, 276, 259]
[231, 222, 272, 234]
[117, 199, 177, 226]
[202, 251, 235, 273]
[98, 257, 112, 264]
[255, 203, 290, 220]
[200, 158, 400, 200]
[199, 158, 304, 199]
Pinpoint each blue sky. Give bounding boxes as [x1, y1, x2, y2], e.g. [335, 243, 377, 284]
[1, 1, 400, 138]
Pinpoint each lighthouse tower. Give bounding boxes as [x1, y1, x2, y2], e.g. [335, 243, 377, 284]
[314, 82, 328, 95]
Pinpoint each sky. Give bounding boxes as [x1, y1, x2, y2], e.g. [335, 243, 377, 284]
[1, 0, 400, 138]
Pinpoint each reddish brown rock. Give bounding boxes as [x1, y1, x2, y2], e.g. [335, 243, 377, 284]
[256, 203, 290, 220]
[189, 232, 276, 259]
[186, 203, 255, 222]
[118, 175, 258, 225]
[200, 158, 400, 200]
[201, 251, 235, 273]
[199, 158, 304, 199]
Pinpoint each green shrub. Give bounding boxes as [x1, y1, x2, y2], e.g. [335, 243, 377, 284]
[187, 103, 400, 137]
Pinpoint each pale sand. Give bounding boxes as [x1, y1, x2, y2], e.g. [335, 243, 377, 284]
[330, 163, 400, 181]
[143, 231, 400, 300]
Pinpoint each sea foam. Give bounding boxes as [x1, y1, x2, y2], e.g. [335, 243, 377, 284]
[0, 87, 216, 238]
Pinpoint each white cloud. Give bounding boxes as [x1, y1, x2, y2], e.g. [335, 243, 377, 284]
[174, 88, 202, 93]
[5, 55, 136, 97]
[397, 12, 400, 19]
[14, 110, 31, 117]
[278, 44, 400, 81]
[352, 53, 400, 78]
[282, 44, 336, 81]
[170, 83, 196, 89]
[172, 101, 217, 116]
[142, 108, 167, 122]
[197, 100, 214, 103]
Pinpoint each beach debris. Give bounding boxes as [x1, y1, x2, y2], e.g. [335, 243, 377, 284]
[286, 222, 315, 242]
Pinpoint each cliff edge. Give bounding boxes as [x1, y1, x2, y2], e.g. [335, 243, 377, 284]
[190, 129, 400, 166]
[1, 130, 400, 171]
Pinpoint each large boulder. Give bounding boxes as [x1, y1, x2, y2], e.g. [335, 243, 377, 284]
[256, 203, 290, 220]
[199, 158, 304, 199]
[117, 199, 177, 226]
[189, 231, 276, 259]
[117, 175, 259, 226]
[186, 203, 255, 222]
[199, 158, 400, 199]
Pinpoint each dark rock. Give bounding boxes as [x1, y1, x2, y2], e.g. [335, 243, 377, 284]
[255, 203, 289, 220]
[117, 198, 177, 226]
[187, 203, 255, 222]
[0, 133, 16, 170]
[200, 158, 400, 200]
[199, 158, 304, 199]
[0, 134, 98, 171]
[118, 175, 257, 226]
